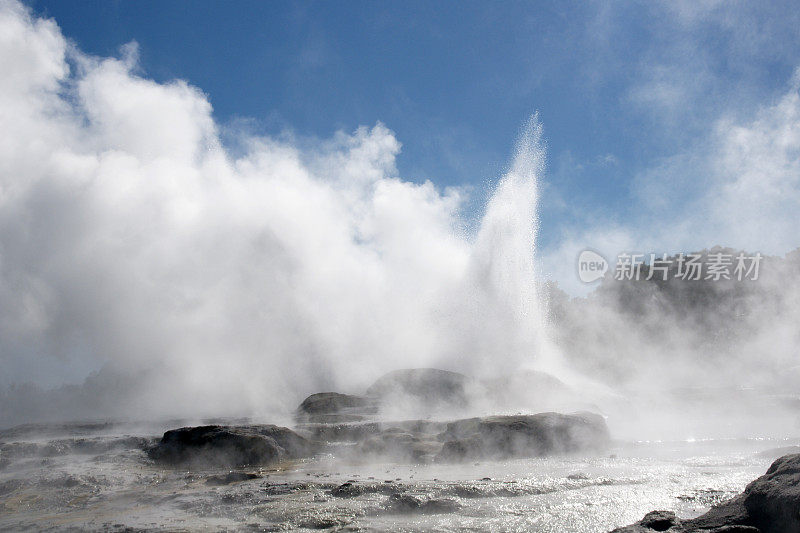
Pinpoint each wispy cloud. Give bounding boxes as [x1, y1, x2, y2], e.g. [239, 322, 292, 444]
[542, 69, 800, 293]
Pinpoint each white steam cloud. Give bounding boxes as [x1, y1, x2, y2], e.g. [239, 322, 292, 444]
[0, 1, 553, 426]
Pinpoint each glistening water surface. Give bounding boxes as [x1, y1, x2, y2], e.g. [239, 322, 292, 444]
[0, 421, 791, 532]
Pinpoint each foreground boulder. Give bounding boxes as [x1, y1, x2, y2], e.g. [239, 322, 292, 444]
[436, 412, 610, 462]
[611, 453, 800, 533]
[147, 425, 313, 468]
[295, 392, 378, 423]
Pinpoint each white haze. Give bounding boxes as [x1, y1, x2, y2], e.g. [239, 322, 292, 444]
[0, 1, 555, 426]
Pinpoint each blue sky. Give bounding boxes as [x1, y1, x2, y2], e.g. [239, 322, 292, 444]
[25, 0, 800, 291]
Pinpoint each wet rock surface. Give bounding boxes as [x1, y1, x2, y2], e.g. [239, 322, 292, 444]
[0, 436, 150, 459]
[149, 410, 610, 467]
[147, 425, 313, 468]
[288, 369, 612, 465]
[295, 392, 378, 423]
[436, 412, 611, 461]
[382, 492, 462, 514]
[611, 453, 800, 533]
[148, 378, 609, 467]
[151, 367, 612, 467]
[205, 472, 262, 486]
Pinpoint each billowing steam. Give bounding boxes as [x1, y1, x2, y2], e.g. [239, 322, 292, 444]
[0, 1, 555, 426]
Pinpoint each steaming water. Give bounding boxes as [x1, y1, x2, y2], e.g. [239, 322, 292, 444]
[0, 420, 792, 532]
[455, 115, 556, 379]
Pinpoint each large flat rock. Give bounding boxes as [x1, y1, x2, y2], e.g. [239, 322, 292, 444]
[147, 425, 313, 468]
[435, 412, 610, 462]
[295, 392, 378, 423]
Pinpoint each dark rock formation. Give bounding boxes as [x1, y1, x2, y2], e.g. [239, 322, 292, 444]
[435, 412, 610, 462]
[149, 374, 610, 469]
[329, 481, 405, 498]
[611, 453, 800, 533]
[382, 493, 462, 514]
[147, 425, 313, 468]
[366, 368, 472, 406]
[330, 481, 366, 498]
[739, 454, 800, 532]
[295, 392, 378, 423]
[638, 511, 681, 531]
[300, 410, 609, 463]
[149, 410, 608, 469]
[0, 436, 150, 459]
[205, 472, 261, 485]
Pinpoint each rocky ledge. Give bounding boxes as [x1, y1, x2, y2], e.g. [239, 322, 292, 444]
[436, 412, 610, 461]
[146, 425, 314, 468]
[611, 453, 800, 533]
[293, 368, 581, 424]
[148, 412, 610, 468]
[147, 368, 609, 468]
[295, 392, 378, 423]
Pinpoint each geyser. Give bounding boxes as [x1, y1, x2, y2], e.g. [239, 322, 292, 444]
[3, 3, 800, 533]
[0, 0, 566, 427]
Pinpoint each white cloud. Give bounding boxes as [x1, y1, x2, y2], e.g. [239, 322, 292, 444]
[542, 70, 800, 294]
[705, 75, 800, 252]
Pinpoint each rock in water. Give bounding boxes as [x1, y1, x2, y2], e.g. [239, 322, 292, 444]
[638, 511, 681, 531]
[205, 472, 261, 485]
[740, 453, 800, 532]
[382, 493, 462, 514]
[147, 425, 312, 468]
[435, 412, 610, 462]
[611, 453, 800, 533]
[295, 392, 378, 423]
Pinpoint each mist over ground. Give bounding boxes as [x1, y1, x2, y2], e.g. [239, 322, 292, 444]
[547, 248, 800, 439]
[1, 0, 799, 444]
